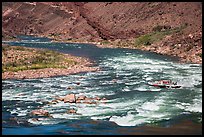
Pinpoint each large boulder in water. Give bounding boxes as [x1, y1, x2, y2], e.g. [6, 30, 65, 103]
[30, 109, 50, 117]
[64, 93, 76, 103]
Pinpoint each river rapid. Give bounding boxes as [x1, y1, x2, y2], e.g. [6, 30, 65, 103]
[2, 36, 202, 135]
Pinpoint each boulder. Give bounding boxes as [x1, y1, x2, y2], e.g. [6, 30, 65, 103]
[51, 99, 60, 104]
[111, 79, 117, 83]
[77, 95, 86, 100]
[30, 109, 50, 117]
[67, 108, 77, 114]
[75, 82, 80, 85]
[76, 100, 82, 103]
[67, 86, 74, 90]
[64, 93, 76, 103]
[101, 97, 107, 104]
[55, 96, 64, 101]
[94, 96, 101, 100]
[101, 97, 107, 100]
[83, 98, 97, 104]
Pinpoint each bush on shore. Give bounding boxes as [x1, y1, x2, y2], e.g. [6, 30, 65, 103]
[2, 45, 77, 72]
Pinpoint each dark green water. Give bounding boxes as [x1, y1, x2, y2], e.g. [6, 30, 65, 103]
[2, 36, 202, 135]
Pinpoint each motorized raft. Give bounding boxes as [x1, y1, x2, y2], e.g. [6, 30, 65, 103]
[148, 80, 181, 89]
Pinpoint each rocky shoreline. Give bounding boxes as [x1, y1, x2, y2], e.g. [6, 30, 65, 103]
[2, 31, 201, 80]
[51, 38, 202, 64]
[2, 44, 99, 80]
[2, 66, 99, 80]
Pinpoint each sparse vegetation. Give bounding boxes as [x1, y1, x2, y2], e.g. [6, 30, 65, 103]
[152, 25, 171, 32]
[134, 24, 188, 47]
[100, 40, 110, 45]
[48, 33, 62, 37]
[197, 53, 202, 58]
[2, 45, 77, 72]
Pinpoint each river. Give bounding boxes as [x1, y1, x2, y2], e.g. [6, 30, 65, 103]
[2, 35, 202, 135]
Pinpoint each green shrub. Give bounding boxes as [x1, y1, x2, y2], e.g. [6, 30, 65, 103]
[196, 53, 202, 58]
[135, 34, 152, 46]
[3, 46, 79, 72]
[135, 24, 188, 47]
[152, 25, 171, 32]
[101, 40, 110, 45]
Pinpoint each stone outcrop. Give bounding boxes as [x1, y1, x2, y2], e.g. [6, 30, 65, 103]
[63, 93, 76, 103]
[50, 93, 107, 105]
[30, 109, 51, 117]
[29, 94, 107, 119]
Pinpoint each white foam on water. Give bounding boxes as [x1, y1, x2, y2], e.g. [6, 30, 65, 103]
[145, 77, 153, 81]
[2, 47, 202, 127]
[103, 55, 167, 71]
[77, 107, 113, 117]
[134, 96, 171, 120]
[28, 118, 63, 125]
[175, 101, 202, 113]
[51, 113, 82, 119]
[17, 110, 28, 116]
[91, 115, 112, 120]
[141, 102, 160, 111]
[137, 97, 165, 112]
[134, 85, 151, 91]
[109, 113, 136, 126]
[176, 76, 202, 88]
[125, 81, 140, 86]
[98, 98, 140, 110]
[186, 96, 202, 113]
[45, 101, 69, 108]
[122, 86, 131, 92]
[109, 111, 156, 126]
[150, 88, 161, 92]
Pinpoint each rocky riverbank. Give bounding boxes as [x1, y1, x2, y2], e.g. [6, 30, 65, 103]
[52, 33, 202, 64]
[2, 44, 99, 80]
[2, 66, 99, 80]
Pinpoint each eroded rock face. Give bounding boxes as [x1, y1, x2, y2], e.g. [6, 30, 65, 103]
[63, 93, 76, 103]
[3, 2, 202, 42]
[2, 2, 202, 64]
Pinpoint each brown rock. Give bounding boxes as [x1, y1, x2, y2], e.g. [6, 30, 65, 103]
[30, 109, 51, 117]
[55, 96, 64, 101]
[51, 99, 60, 104]
[75, 82, 80, 85]
[83, 98, 97, 104]
[101, 97, 107, 100]
[101, 97, 107, 104]
[112, 79, 117, 83]
[67, 108, 77, 114]
[77, 95, 87, 100]
[67, 86, 74, 90]
[94, 96, 101, 100]
[64, 93, 76, 103]
[76, 100, 82, 103]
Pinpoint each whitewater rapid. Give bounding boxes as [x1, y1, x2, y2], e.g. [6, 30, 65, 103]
[2, 48, 202, 126]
